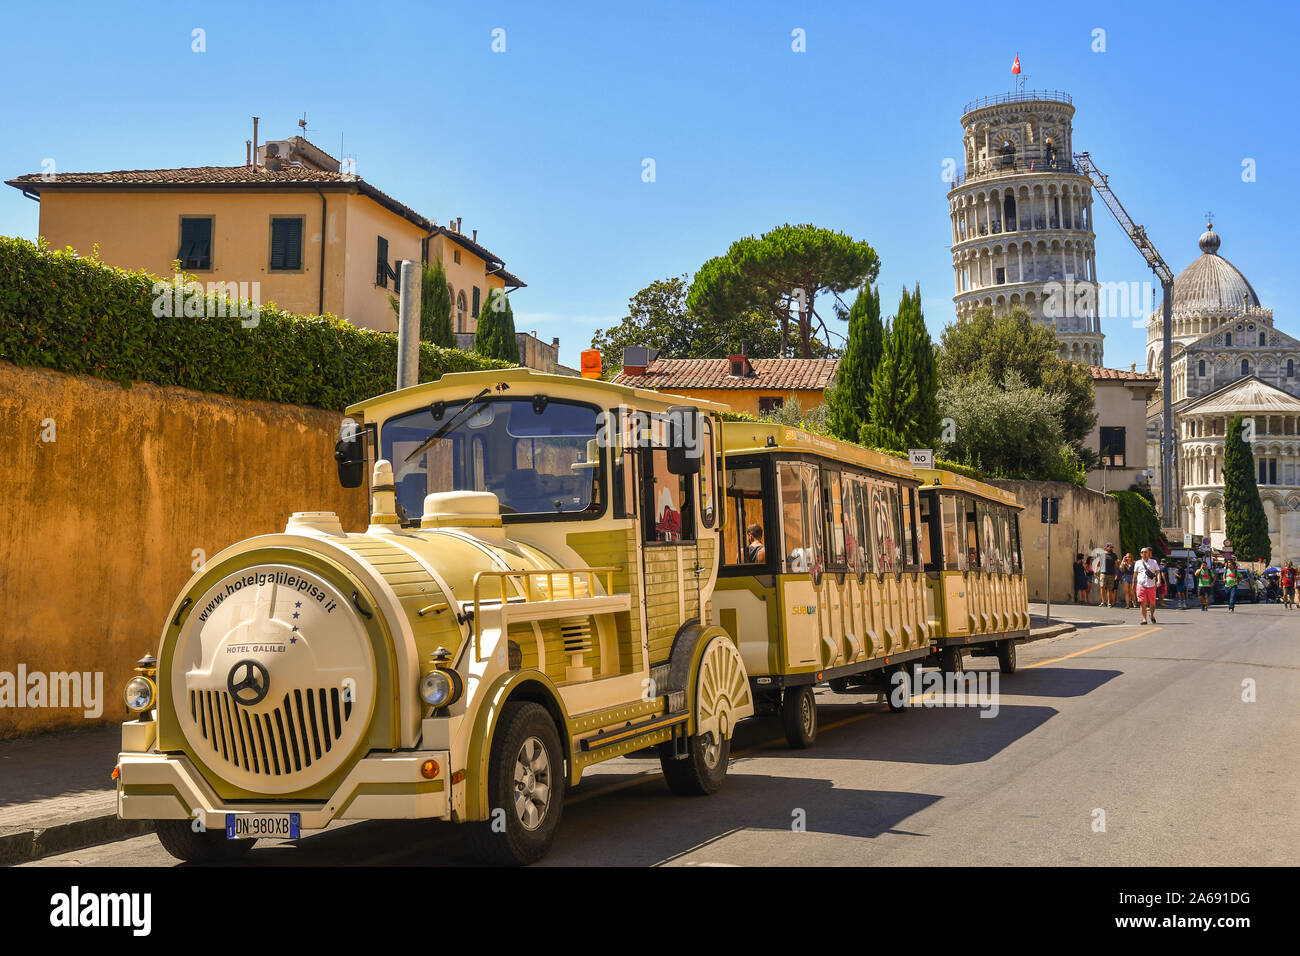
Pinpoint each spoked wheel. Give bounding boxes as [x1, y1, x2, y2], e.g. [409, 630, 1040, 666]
[780, 684, 818, 749]
[467, 702, 565, 866]
[886, 664, 912, 712]
[997, 639, 1018, 674]
[659, 634, 750, 796]
[939, 646, 965, 674]
[155, 820, 257, 864]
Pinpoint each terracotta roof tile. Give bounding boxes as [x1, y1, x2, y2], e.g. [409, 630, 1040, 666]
[1090, 365, 1159, 382]
[613, 357, 839, 391]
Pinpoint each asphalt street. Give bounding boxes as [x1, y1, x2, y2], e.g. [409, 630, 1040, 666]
[26, 601, 1299, 867]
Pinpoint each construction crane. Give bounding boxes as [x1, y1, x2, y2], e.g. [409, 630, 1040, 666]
[1074, 151, 1178, 530]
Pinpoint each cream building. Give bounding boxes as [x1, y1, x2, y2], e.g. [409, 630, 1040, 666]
[1087, 365, 1159, 493]
[1146, 224, 1300, 558]
[948, 90, 1104, 364]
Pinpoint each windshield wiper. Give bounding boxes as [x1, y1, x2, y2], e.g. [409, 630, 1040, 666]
[402, 387, 491, 464]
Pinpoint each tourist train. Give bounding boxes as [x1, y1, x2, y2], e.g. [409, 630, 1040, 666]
[114, 368, 1028, 865]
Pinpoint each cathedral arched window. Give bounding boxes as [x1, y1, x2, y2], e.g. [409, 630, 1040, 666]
[1242, 358, 1250, 376]
[1288, 359, 1295, 378]
[1198, 360, 1206, 377]
[1225, 332, 1232, 346]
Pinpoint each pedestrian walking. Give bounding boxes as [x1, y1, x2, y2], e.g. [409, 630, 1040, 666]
[1120, 553, 1136, 608]
[1223, 557, 1241, 612]
[1195, 559, 1214, 611]
[1282, 561, 1296, 609]
[1073, 553, 1088, 603]
[1135, 547, 1162, 624]
[1168, 561, 1186, 608]
[1085, 555, 1095, 602]
[1100, 542, 1118, 607]
[1184, 563, 1196, 608]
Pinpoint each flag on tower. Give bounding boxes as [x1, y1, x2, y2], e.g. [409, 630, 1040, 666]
[1012, 54, 1021, 74]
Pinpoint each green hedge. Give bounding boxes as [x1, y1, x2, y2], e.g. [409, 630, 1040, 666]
[0, 237, 507, 411]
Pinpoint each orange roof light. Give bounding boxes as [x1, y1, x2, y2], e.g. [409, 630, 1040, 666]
[580, 349, 602, 379]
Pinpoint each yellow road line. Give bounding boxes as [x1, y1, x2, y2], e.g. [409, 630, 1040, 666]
[1022, 626, 1161, 668]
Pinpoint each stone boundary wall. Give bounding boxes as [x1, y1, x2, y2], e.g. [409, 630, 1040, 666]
[0, 362, 368, 737]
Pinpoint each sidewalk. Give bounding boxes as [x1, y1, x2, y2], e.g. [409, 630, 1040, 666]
[0, 725, 152, 866]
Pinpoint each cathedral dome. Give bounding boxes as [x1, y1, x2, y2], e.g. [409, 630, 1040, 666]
[1171, 224, 1260, 313]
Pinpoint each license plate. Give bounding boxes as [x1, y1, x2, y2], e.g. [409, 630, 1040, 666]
[225, 812, 300, 840]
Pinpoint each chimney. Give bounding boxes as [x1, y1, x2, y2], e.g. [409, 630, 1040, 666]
[252, 116, 260, 169]
[456, 216, 463, 234]
[622, 347, 658, 376]
[472, 229, 477, 242]
[552, 337, 559, 347]
[1131, 362, 1136, 372]
[246, 140, 252, 166]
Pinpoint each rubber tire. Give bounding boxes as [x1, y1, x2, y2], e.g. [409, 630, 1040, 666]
[997, 639, 1018, 674]
[886, 664, 911, 713]
[780, 684, 818, 749]
[466, 702, 566, 866]
[658, 730, 731, 796]
[940, 646, 965, 674]
[155, 820, 257, 864]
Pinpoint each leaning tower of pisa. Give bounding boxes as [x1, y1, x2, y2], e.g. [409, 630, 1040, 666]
[947, 90, 1104, 365]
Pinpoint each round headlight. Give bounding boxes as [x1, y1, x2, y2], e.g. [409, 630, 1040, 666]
[420, 670, 452, 707]
[124, 676, 156, 712]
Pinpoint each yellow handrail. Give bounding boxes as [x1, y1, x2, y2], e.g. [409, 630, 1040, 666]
[471, 567, 620, 660]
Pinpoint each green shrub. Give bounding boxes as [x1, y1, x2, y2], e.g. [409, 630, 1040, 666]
[1110, 490, 1166, 560]
[0, 236, 506, 411]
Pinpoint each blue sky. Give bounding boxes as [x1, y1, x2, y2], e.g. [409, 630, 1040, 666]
[2, 1, 1295, 373]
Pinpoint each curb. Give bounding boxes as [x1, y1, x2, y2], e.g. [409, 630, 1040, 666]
[0, 814, 155, 867]
[1026, 623, 1076, 642]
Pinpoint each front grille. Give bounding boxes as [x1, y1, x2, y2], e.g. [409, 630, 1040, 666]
[189, 688, 354, 777]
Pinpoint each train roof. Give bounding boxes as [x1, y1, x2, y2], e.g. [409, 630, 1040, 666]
[913, 468, 1022, 509]
[345, 367, 732, 419]
[721, 421, 914, 481]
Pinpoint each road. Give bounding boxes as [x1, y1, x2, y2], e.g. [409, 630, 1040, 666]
[26, 601, 1300, 867]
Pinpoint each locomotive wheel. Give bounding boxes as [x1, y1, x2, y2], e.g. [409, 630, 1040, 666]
[780, 684, 818, 749]
[658, 730, 730, 796]
[940, 646, 965, 674]
[155, 820, 257, 864]
[467, 702, 565, 866]
[997, 639, 1018, 674]
[886, 664, 911, 713]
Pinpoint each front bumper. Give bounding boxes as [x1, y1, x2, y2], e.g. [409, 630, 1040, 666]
[117, 722, 452, 829]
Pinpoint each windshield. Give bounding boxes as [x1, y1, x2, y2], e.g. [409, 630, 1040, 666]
[381, 398, 603, 521]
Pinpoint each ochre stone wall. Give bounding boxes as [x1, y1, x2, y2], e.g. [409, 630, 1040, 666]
[0, 362, 368, 737]
[990, 479, 1120, 605]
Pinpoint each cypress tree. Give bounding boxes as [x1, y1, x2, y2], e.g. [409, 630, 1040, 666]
[421, 258, 454, 347]
[861, 285, 937, 451]
[826, 284, 883, 442]
[1223, 414, 1271, 562]
[475, 288, 520, 364]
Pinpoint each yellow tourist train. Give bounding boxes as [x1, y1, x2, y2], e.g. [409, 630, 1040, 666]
[714, 423, 1029, 747]
[113, 368, 1029, 865]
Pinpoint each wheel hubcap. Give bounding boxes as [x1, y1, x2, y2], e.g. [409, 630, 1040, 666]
[701, 732, 721, 769]
[801, 693, 813, 734]
[512, 736, 552, 831]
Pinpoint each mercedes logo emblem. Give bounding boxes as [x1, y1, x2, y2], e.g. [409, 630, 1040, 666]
[227, 659, 270, 706]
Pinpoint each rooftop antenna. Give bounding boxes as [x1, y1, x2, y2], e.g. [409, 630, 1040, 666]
[298, 112, 308, 134]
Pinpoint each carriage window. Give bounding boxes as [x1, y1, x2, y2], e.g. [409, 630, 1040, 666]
[852, 478, 872, 575]
[1010, 511, 1023, 573]
[806, 464, 824, 578]
[644, 447, 693, 543]
[977, 502, 1002, 571]
[698, 417, 717, 529]
[965, 498, 980, 569]
[919, 492, 938, 571]
[868, 479, 901, 573]
[824, 469, 846, 566]
[843, 475, 863, 575]
[778, 463, 808, 573]
[941, 495, 965, 571]
[722, 464, 768, 567]
[612, 411, 636, 519]
[900, 485, 919, 570]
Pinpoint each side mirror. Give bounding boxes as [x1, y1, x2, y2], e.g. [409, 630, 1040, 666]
[335, 419, 366, 488]
[665, 405, 702, 476]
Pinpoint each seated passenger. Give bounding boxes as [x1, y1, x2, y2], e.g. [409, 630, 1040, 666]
[745, 524, 766, 563]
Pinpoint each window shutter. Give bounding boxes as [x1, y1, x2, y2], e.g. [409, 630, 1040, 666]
[271, 218, 302, 270]
[472, 286, 481, 318]
[376, 236, 389, 287]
